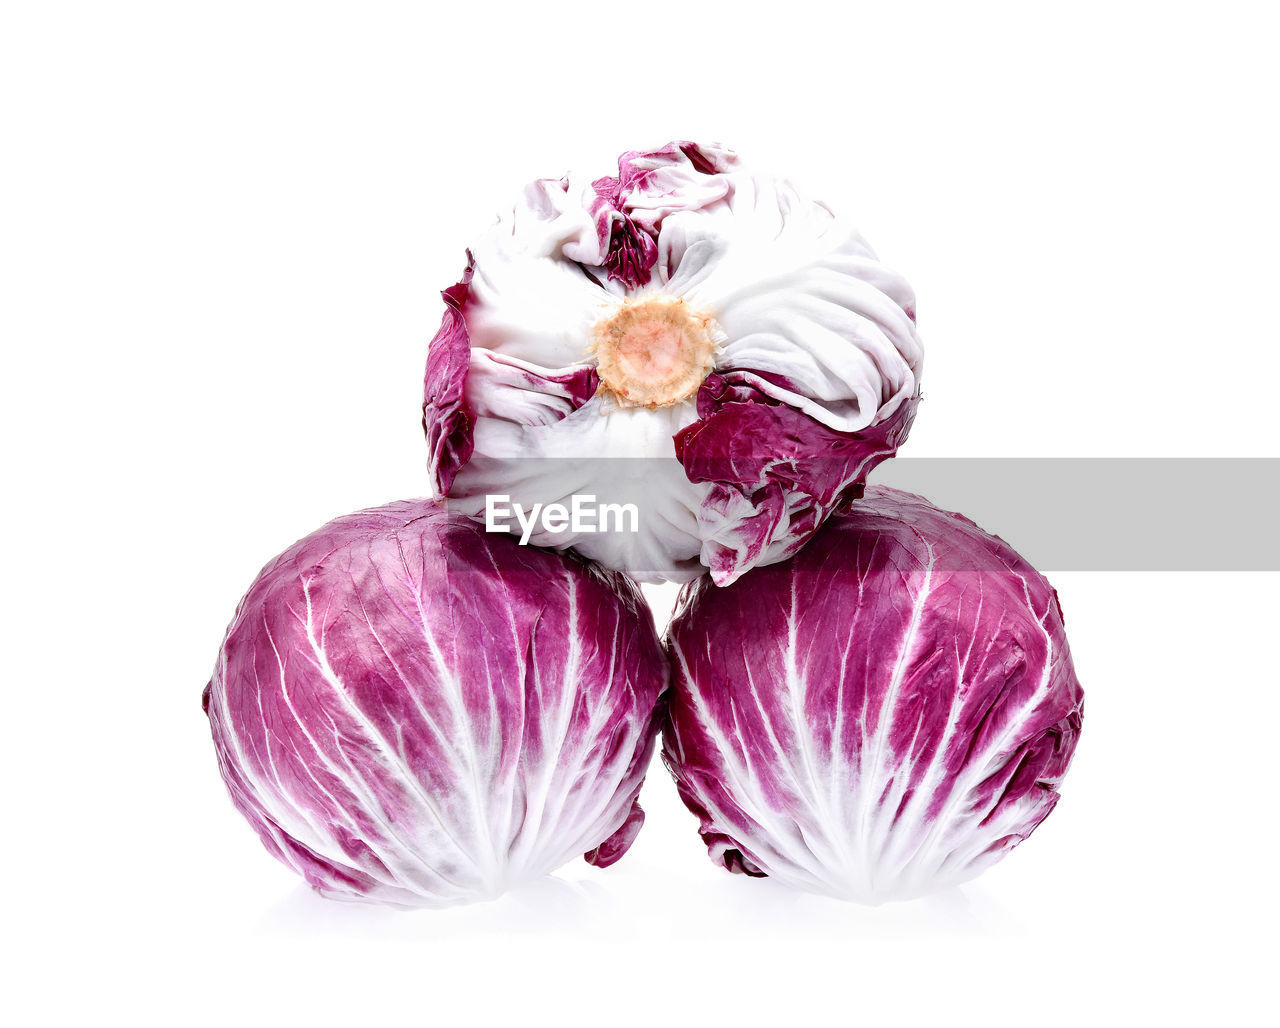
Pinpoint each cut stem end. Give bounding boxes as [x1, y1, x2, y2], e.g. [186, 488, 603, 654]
[591, 297, 718, 408]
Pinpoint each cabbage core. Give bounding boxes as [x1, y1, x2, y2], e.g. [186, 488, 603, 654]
[590, 296, 718, 407]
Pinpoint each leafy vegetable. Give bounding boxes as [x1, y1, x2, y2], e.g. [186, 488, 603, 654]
[204, 501, 667, 907]
[424, 141, 923, 585]
[662, 486, 1083, 903]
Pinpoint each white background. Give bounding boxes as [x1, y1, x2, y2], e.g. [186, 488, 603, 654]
[4, 2, 1277, 1024]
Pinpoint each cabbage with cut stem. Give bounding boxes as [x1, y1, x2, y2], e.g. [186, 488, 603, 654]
[424, 142, 924, 585]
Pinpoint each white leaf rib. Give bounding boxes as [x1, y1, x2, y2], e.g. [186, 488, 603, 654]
[261, 612, 446, 893]
[215, 638, 388, 882]
[294, 584, 476, 893]
[903, 570, 1059, 883]
[401, 558, 504, 883]
[674, 638, 829, 885]
[508, 573, 584, 873]
[857, 536, 936, 894]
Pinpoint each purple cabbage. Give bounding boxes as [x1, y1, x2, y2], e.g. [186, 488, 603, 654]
[204, 501, 667, 907]
[663, 486, 1083, 903]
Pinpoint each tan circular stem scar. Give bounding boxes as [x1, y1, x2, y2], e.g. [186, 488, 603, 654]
[590, 297, 718, 408]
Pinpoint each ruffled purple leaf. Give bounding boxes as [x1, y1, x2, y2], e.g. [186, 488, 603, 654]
[422, 257, 476, 495]
[675, 376, 919, 585]
[587, 141, 729, 289]
[582, 799, 646, 869]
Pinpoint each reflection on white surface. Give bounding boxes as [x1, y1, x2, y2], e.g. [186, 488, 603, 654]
[254, 860, 1025, 944]
[256, 874, 607, 941]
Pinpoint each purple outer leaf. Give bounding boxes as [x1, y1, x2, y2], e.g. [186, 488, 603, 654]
[662, 486, 1084, 903]
[205, 501, 668, 907]
[422, 256, 476, 495]
[676, 377, 919, 586]
[583, 800, 646, 869]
